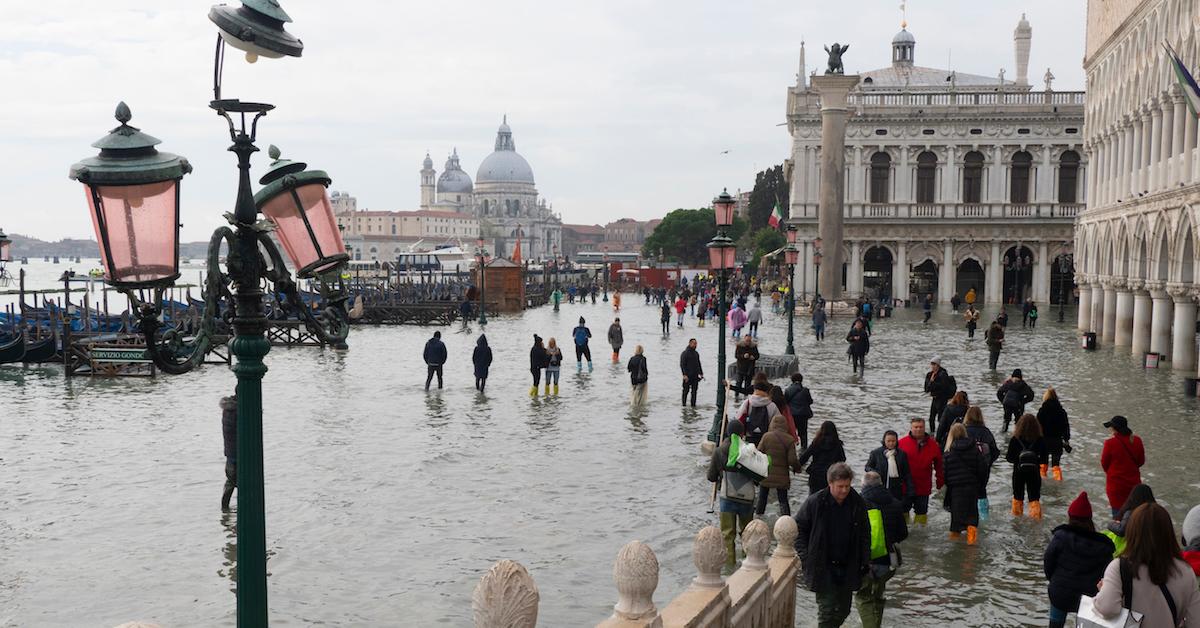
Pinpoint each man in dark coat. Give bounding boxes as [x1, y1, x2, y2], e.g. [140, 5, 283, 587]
[220, 395, 237, 511]
[783, 373, 815, 450]
[471, 334, 493, 392]
[733, 336, 759, 395]
[996, 369, 1035, 431]
[794, 462, 871, 628]
[856, 471, 909, 628]
[423, 330, 447, 390]
[679, 338, 704, 407]
[922, 357, 954, 432]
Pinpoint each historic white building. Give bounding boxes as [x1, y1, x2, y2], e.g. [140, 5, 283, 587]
[1074, 0, 1200, 373]
[420, 117, 562, 261]
[786, 17, 1085, 306]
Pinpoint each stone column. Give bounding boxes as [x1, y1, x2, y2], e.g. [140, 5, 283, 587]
[1172, 91, 1186, 186]
[987, 240, 1002, 305]
[1169, 284, 1197, 371]
[1159, 94, 1174, 191]
[1077, 281, 1093, 331]
[1036, 241, 1051, 303]
[1122, 118, 1134, 198]
[1131, 114, 1144, 196]
[1090, 278, 1107, 336]
[1149, 282, 1174, 358]
[1102, 282, 1119, 342]
[898, 147, 911, 202]
[1038, 144, 1053, 202]
[1185, 103, 1197, 185]
[943, 146, 957, 202]
[1149, 101, 1163, 192]
[1112, 130, 1125, 204]
[940, 239, 955, 302]
[800, 241, 812, 299]
[1141, 108, 1154, 193]
[848, 240, 863, 296]
[895, 241, 909, 302]
[990, 145, 1005, 202]
[812, 73, 861, 301]
[1114, 281, 1135, 346]
[1130, 281, 1153, 355]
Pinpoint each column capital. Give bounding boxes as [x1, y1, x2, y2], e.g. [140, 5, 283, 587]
[1125, 278, 1145, 293]
[1145, 280, 1168, 298]
[1110, 277, 1129, 291]
[1166, 282, 1195, 302]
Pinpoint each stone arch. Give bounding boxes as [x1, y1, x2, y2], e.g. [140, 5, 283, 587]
[1149, 215, 1172, 281]
[1172, 207, 1197, 284]
[869, 151, 892, 203]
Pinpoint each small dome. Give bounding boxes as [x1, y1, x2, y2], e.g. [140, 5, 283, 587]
[892, 28, 915, 44]
[422, 152, 433, 169]
[437, 149, 473, 193]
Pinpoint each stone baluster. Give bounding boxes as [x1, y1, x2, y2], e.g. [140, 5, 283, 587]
[1130, 280, 1154, 356]
[1168, 284, 1198, 371]
[473, 560, 540, 628]
[727, 520, 771, 628]
[599, 541, 662, 628]
[768, 517, 800, 628]
[661, 527, 731, 628]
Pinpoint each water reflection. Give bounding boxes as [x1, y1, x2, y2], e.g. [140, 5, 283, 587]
[219, 510, 237, 593]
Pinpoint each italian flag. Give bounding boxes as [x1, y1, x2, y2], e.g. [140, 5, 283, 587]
[768, 203, 783, 229]
[1166, 42, 1200, 118]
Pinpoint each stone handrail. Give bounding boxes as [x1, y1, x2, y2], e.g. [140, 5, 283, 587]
[846, 90, 1085, 107]
[788, 202, 1081, 221]
[472, 518, 801, 628]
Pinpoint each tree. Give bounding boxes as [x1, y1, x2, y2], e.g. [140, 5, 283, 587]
[642, 209, 747, 266]
[747, 164, 789, 231]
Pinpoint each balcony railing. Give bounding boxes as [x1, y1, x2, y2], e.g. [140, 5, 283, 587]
[846, 91, 1085, 107]
[788, 202, 1082, 220]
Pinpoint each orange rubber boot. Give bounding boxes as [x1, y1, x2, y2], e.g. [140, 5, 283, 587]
[1039, 464, 1048, 478]
[1052, 466, 1063, 482]
[949, 531, 962, 540]
[1012, 499, 1024, 516]
[1029, 500, 1043, 520]
[966, 525, 978, 545]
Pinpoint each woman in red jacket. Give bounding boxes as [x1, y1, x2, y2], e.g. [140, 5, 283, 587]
[1099, 415, 1145, 519]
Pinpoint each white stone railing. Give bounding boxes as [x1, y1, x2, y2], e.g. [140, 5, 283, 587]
[471, 518, 801, 628]
[847, 90, 1085, 108]
[815, 202, 1080, 221]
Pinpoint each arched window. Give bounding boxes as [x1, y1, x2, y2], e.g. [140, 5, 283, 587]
[1058, 150, 1080, 203]
[962, 151, 984, 203]
[916, 151, 937, 203]
[482, 199, 489, 213]
[1010, 150, 1032, 203]
[869, 152, 891, 203]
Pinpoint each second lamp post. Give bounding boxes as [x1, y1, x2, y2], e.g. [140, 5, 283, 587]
[705, 189, 737, 445]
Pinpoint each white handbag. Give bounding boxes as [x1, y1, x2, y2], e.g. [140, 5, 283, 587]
[734, 441, 770, 480]
[1076, 595, 1143, 628]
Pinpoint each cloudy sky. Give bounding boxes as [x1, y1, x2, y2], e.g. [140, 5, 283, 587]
[1, 1, 1086, 242]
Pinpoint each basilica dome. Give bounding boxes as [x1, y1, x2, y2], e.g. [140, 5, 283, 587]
[436, 149, 473, 193]
[476, 117, 535, 185]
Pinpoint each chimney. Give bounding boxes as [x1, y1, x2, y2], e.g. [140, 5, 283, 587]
[1013, 13, 1031, 86]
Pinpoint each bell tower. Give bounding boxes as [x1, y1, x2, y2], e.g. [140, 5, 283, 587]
[420, 151, 435, 210]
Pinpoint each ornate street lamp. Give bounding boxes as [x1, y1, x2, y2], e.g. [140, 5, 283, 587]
[68, 4, 348, 626]
[784, 225, 799, 355]
[476, 236, 488, 325]
[602, 250, 610, 302]
[1057, 248, 1074, 322]
[812, 237, 823, 300]
[705, 188, 738, 445]
[0, 228, 11, 264]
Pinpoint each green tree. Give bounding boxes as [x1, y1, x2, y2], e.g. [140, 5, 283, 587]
[747, 164, 790, 231]
[642, 209, 747, 265]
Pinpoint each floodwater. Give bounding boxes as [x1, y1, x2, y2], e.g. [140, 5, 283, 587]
[2, 261, 1199, 627]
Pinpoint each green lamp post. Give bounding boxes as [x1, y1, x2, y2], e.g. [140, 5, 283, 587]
[69, 4, 349, 627]
[784, 225, 799, 355]
[705, 189, 738, 444]
[477, 236, 488, 325]
[602, 250, 610, 302]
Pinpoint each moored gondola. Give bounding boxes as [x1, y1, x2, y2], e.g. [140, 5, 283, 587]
[0, 331, 26, 364]
[22, 336, 57, 363]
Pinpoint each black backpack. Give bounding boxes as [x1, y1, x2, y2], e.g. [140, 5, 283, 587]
[1017, 440, 1039, 472]
[946, 375, 957, 396]
[746, 404, 770, 440]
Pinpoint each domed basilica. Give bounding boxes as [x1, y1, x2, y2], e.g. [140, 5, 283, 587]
[420, 117, 561, 261]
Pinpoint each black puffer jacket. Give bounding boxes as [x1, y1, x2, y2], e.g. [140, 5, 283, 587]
[799, 439, 847, 491]
[965, 423, 1000, 496]
[997, 379, 1035, 410]
[1036, 398, 1071, 445]
[860, 483, 909, 567]
[864, 445, 915, 499]
[794, 488, 871, 592]
[1043, 524, 1115, 613]
[936, 403, 969, 444]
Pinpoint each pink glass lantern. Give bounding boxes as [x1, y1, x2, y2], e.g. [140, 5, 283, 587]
[713, 188, 736, 228]
[785, 246, 799, 265]
[786, 226, 797, 244]
[255, 146, 348, 278]
[0, 230, 10, 263]
[69, 103, 191, 288]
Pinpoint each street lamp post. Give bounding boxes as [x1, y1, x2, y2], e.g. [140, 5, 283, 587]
[602, 251, 609, 302]
[705, 189, 738, 444]
[476, 236, 488, 325]
[812, 237, 823, 300]
[1058, 251, 1073, 323]
[68, 5, 351, 626]
[784, 225, 799, 355]
[0, 228, 11, 285]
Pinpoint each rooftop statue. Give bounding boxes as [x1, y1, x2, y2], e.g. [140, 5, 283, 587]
[824, 43, 849, 75]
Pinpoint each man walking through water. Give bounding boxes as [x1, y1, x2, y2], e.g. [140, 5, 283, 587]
[680, 338, 704, 407]
[573, 317, 593, 372]
[795, 462, 871, 628]
[923, 357, 955, 433]
[423, 330, 447, 390]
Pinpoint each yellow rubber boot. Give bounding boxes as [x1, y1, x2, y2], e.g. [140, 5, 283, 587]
[1012, 499, 1024, 516]
[529, 386, 537, 397]
[1052, 466, 1063, 482]
[914, 514, 928, 526]
[1029, 501, 1043, 520]
[903, 512, 911, 524]
[553, 384, 559, 395]
[967, 525, 978, 545]
[1039, 464, 1048, 478]
[544, 384, 551, 395]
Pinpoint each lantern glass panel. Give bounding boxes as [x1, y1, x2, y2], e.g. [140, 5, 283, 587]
[708, 246, 722, 269]
[0, 240, 10, 263]
[721, 246, 737, 269]
[260, 182, 346, 276]
[786, 228, 797, 244]
[714, 201, 735, 227]
[84, 180, 179, 285]
[785, 248, 799, 265]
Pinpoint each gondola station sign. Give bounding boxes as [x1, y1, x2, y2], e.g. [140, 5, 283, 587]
[90, 348, 150, 363]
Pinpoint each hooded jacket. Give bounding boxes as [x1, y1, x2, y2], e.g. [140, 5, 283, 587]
[898, 432, 944, 496]
[1036, 398, 1071, 444]
[865, 445, 915, 498]
[472, 336, 493, 378]
[1043, 524, 1115, 613]
[747, 304, 763, 323]
[729, 306, 748, 329]
[423, 336, 448, 366]
[943, 437, 986, 500]
[736, 394, 779, 444]
[757, 415, 801, 489]
[997, 378, 1035, 409]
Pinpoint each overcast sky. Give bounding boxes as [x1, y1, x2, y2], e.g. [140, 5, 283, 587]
[0, 1, 1086, 242]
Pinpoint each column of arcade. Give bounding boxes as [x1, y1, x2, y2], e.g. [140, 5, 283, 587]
[1077, 275, 1198, 374]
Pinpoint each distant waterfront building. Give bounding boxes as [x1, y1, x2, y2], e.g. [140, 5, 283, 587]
[1074, 0, 1200, 373]
[785, 18, 1084, 305]
[334, 204, 480, 261]
[561, 224, 606, 260]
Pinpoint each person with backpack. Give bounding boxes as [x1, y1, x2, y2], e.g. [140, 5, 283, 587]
[1036, 387, 1072, 481]
[735, 382, 779, 446]
[996, 369, 1035, 432]
[898, 417, 944, 526]
[865, 430, 915, 506]
[472, 334, 493, 393]
[1042, 491, 1115, 628]
[936, 391, 971, 446]
[856, 471, 909, 628]
[963, 406, 1000, 520]
[1100, 415, 1146, 519]
[544, 337, 563, 396]
[756, 414, 802, 516]
[783, 373, 815, 450]
[984, 321, 1005, 370]
[528, 335, 549, 397]
[607, 318, 624, 364]
[846, 319, 870, 374]
[707, 420, 756, 569]
[798, 420, 847, 494]
[626, 345, 649, 407]
[572, 317, 593, 372]
[1028, 301, 1039, 329]
[1006, 413, 1049, 519]
[923, 357, 956, 433]
[1092, 503, 1200, 626]
[943, 423, 987, 545]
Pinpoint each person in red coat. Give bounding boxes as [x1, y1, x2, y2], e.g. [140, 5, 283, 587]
[898, 417, 945, 526]
[1099, 415, 1145, 519]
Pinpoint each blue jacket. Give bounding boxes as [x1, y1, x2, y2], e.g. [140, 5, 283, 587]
[572, 325, 591, 346]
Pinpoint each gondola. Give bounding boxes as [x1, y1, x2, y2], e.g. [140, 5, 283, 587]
[0, 331, 26, 364]
[22, 336, 57, 363]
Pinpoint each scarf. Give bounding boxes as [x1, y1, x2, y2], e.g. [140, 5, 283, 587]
[885, 448, 899, 478]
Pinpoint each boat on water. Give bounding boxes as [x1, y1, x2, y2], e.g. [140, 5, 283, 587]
[52, 256, 60, 264]
[0, 331, 26, 363]
[22, 336, 57, 363]
[20, 257, 27, 265]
